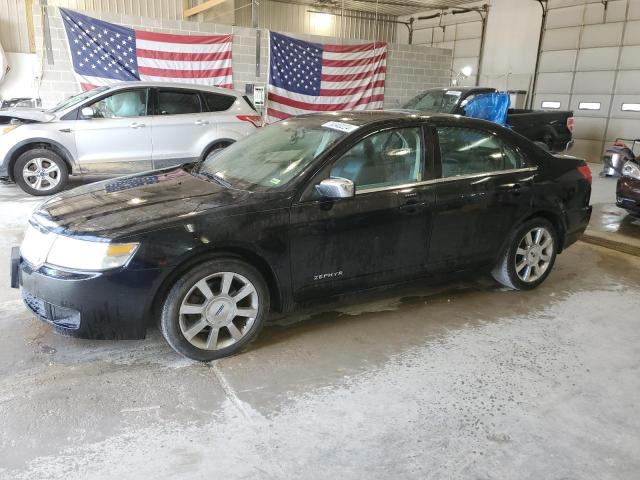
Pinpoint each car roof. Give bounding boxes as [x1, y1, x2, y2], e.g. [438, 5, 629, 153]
[105, 81, 243, 96]
[290, 110, 502, 130]
[423, 86, 497, 94]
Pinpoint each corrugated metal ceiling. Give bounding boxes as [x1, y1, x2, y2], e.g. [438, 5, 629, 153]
[270, 0, 482, 17]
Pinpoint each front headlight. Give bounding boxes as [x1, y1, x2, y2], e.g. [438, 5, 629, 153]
[21, 224, 139, 271]
[622, 161, 640, 180]
[1, 124, 19, 135]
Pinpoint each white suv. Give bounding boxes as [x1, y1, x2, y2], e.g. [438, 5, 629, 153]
[0, 81, 262, 195]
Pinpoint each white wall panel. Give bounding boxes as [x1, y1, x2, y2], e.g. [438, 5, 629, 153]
[611, 94, 640, 118]
[619, 44, 640, 68]
[542, 27, 581, 51]
[581, 22, 624, 47]
[536, 72, 575, 93]
[606, 118, 640, 140]
[572, 116, 608, 140]
[623, 19, 640, 44]
[615, 70, 640, 93]
[539, 50, 578, 72]
[546, 5, 584, 28]
[576, 47, 620, 71]
[573, 71, 616, 94]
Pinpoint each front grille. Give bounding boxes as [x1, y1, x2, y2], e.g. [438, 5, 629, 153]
[22, 291, 81, 330]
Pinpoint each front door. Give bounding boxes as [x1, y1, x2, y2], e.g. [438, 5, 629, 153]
[290, 126, 434, 301]
[428, 125, 535, 270]
[151, 88, 212, 169]
[73, 88, 152, 175]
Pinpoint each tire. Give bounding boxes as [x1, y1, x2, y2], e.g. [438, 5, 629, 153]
[13, 148, 69, 196]
[203, 141, 232, 162]
[160, 257, 269, 361]
[492, 218, 558, 290]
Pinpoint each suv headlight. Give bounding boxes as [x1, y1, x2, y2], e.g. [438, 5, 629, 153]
[21, 224, 139, 271]
[622, 161, 640, 180]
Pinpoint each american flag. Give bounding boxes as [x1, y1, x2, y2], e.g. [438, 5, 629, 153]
[60, 8, 233, 91]
[267, 32, 386, 121]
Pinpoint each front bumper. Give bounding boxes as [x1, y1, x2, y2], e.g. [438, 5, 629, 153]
[617, 176, 640, 215]
[13, 254, 165, 340]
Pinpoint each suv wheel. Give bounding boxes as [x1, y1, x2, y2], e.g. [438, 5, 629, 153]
[204, 141, 232, 162]
[14, 148, 68, 196]
[160, 258, 269, 361]
[492, 218, 557, 290]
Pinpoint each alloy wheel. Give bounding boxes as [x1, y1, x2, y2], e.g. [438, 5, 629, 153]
[22, 157, 61, 191]
[515, 227, 554, 283]
[178, 271, 259, 351]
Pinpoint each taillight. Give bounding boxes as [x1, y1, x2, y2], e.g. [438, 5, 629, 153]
[577, 164, 592, 184]
[567, 116, 574, 132]
[237, 115, 262, 128]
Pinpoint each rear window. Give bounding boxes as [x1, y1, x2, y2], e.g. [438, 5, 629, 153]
[203, 92, 237, 112]
[157, 90, 201, 115]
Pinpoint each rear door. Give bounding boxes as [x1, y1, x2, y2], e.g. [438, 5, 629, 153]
[428, 125, 535, 269]
[150, 88, 211, 168]
[72, 87, 152, 174]
[289, 125, 436, 301]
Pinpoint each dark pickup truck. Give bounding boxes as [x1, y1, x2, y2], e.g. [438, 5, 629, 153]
[403, 87, 574, 152]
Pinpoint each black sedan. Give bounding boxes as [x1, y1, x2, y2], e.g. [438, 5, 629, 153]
[11, 111, 592, 361]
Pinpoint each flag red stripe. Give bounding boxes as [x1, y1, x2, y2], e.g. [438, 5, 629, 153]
[320, 80, 386, 97]
[136, 48, 232, 62]
[323, 42, 387, 53]
[267, 107, 290, 120]
[80, 82, 97, 91]
[322, 53, 387, 68]
[137, 65, 232, 78]
[135, 30, 231, 44]
[321, 66, 386, 82]
[268, 92, 384, 111]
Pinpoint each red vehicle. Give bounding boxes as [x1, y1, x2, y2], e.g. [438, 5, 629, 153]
[617, 160, 640, 217]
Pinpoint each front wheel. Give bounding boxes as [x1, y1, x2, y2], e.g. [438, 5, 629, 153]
[14, 148, 69, 196]
[160, 258, 269, 361]
[492, 218, 557, 290]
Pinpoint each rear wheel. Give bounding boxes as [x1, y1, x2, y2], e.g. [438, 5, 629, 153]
[492, 218, 557, 290]
[160, 258, 269, 361]
[14, 148, 68, 196]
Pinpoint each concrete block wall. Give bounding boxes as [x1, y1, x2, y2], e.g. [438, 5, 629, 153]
[32, 5, 451, 111]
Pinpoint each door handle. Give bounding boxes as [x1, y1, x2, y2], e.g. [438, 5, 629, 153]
[129, 122, 145, 129]
[195, 120, 210, 126]
[59, 128, 72, 133]
[399, 199, 426, 214]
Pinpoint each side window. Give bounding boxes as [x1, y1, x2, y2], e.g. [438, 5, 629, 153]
[157, 90, 201, 115]
[437, 126, 520, 178]
[330, 127, 424, 191]
[88, 89, 147, 118]
[202, 92, 236, 112]
[501, 142, 527, 169]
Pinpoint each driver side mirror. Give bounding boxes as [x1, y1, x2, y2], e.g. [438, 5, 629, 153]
[315, 177, 355, 199]
[81, 106, 96, 118]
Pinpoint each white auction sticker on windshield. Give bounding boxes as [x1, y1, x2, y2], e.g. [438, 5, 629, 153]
[322, 121, 359, 133]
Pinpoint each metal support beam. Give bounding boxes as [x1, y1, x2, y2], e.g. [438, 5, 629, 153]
[529, 0, 548, 109]
[184, 0, 227, 18]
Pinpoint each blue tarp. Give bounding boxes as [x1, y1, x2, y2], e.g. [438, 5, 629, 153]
[463, 92, 510, 126]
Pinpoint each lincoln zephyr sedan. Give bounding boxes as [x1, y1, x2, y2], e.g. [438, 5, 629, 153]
[11, 111, 592, 361]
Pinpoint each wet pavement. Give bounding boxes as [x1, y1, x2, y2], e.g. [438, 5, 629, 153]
[1, 181, 639, 479]
[584, 175, 640, 256]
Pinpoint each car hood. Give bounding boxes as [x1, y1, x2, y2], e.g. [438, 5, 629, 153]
[32, 166, 265, 238]
[0, 108, 56, 123]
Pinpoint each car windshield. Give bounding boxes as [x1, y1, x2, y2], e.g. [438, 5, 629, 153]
[403, 89, 463, 113]
[47, 87, 109, 113]
[195, 118, 351, 191]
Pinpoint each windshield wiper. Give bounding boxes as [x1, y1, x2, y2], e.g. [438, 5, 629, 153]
[197, 170, 233, 188]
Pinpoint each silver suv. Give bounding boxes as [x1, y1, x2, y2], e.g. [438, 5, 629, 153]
[0, 82, 262, 195]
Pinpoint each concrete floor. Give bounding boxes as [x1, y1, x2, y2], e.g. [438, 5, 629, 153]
[1, 180, 640, 479]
